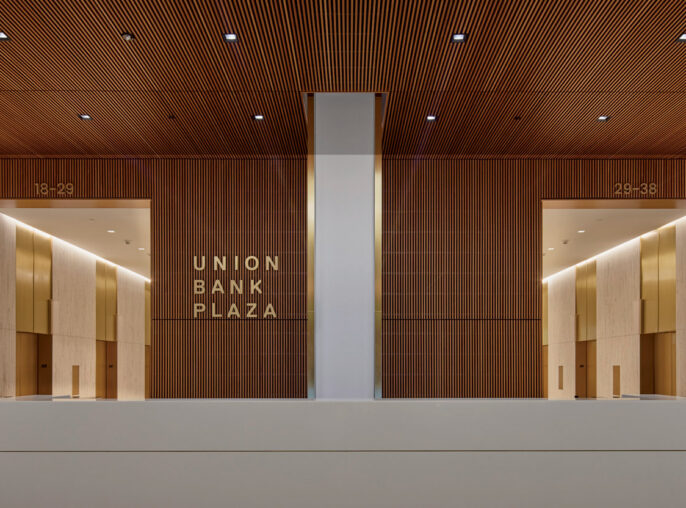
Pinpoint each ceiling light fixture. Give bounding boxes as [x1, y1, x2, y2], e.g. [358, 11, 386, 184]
[223, 33, 238, 42]
[138, 247, 145, 251]
[107, 229, 115, 233]
[451, 33, 467, 43]
[679, 33, 686, 41]
[0, 32, 8, 40]
[547, 247, 555, 251]
[426, 115, 437, 121]
[120, 32, 135, 41]
[253, 114, 264, 120]
[597, 115, 610, 122]
[78, 114, 92, 120]
[577, 229, 585, 233]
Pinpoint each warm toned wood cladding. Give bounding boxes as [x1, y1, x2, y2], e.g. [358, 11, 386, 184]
[0, 158, 307, 398]
[1, 2, 686, 156]
[382, 157, 686, 398]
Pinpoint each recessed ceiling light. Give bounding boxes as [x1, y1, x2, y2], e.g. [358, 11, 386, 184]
[547, 247, 555, 251]
[0, 32, 8, 40]
[426, 115, 437, 121]
[224, 33, 238, 42]
[679, 33, 686, 41]
[78, 114, 92, 120]
[577, 230, 585, 233]
[120, 32, 135, 41]
[451, 33, 467, 43]
[107, 229, 115, 233]
[138, 247, 145, 251]
[597, 115, 610, 122]
[253, 114, 264, 120]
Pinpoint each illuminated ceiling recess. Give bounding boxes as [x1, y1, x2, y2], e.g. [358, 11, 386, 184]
[0, 209, 151, 280]
[543, 210, 686, 281]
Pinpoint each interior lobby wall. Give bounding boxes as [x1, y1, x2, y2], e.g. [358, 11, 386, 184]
[117, 269, 146, 400]
[595, 239, 641, 398]
[0, 158, 307, 398]
[546, 269, 576, 400]
[676, 222, 686, 396]
[382, 157, 686, 397]
[0, 215, 16, 396]
[51, 240, 97, 398]
[2, 158, 686, 398]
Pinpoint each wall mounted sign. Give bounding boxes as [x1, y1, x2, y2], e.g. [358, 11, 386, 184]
[192, 255, 278, 319]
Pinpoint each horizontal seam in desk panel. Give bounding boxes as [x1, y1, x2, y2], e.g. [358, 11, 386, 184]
[2, 449, 684, 453]
[382, 318, 540, 321]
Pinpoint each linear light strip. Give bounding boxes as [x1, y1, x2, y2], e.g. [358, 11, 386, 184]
[542, 213, 686, 283]
[0, 212, 150, 282]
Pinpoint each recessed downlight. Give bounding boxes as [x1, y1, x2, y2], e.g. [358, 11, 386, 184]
[547, 247, 555, 251]
[107, 229, 115, 233]
[451, 33, 467, 43]
[0, 32, 8, 40]
[120, 32, 135, 41]
[426, 115, 437, 121]
[78, 114, 92, 120]
[577, 229, 585, 233]
[223, 33, 238, 42]
[597, 115, 610, 122]
[253, 114, 264, 121]
[138, 247, 145, 251]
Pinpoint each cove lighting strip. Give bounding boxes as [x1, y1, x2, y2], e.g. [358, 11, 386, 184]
[542, 213, 686, 284]
[0, 212, 151, 283]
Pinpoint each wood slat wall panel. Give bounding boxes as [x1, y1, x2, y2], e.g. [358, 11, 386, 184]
[0, 157, 307, 398]
[382, 157, 686, 398]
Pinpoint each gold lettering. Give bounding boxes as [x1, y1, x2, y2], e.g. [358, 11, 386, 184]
[245, 256, 259, 271]
[263, 304, 276, 318]
[211, 302, 221, 318]
[193, 303, 206, 318]
[230, 280, 243, 295]
[213, 256, 226, 271]
[234, 255, 239, 271]
[250, 279, 262, 295]
[266, 256, 279, 271]
[193, 255, 206, 271]
[228, 303, 241, 318]
[246, 303, 257, 318]
[194, 279, 205, 295]
[211, 279, 224, 295]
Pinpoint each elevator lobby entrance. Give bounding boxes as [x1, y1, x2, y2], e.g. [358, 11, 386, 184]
[542, 200, 686, 400]
[0, 200, 150, 400]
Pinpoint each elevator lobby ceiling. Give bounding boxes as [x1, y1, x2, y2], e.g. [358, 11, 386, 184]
[0, 1, 685, 156]
[542, 208, 686, 278]
[0, 208, 150, 277]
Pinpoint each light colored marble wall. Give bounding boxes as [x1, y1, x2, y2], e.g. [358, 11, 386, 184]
[546, 268, 576, 399]
[596, 239, 641, 398]
[0, 215, 16, 396]
[116, 270, 145, 400]
[51, 240, 96, 398]
[676, 221, 686, 396]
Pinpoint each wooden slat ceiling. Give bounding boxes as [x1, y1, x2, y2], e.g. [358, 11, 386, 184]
[0, 0, 685, 156]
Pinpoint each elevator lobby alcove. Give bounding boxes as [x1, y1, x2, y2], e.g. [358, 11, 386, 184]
[542, 200, 686, 400]
[0, 201, 150, 401]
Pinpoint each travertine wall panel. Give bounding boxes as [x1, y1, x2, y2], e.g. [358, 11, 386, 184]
[51, 241, 96, 397]
[117, 270, 146, 400]
[546, 269, 576, 399]
[596, 240, 641, 398]
[0, 215, 15, 396]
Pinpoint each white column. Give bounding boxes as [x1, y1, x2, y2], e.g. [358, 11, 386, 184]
[314, 93, 375, 399]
